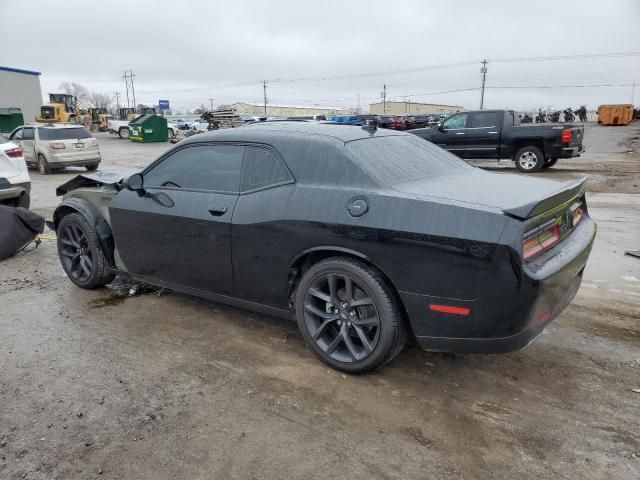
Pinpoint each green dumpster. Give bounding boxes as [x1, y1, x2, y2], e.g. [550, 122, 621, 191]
[128, 114, 168, 143]
[0, 108, 24, 133]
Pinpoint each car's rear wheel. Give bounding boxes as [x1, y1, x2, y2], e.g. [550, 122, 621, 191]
[57, 213, 114, 289]
[37, 154, 51, 175]
[118, 127, 129, 139]
[542, 158, 559, 169]
[514, 146, 544, 173]
[85, 163, 99, 171]
[294, 257, 406, 374]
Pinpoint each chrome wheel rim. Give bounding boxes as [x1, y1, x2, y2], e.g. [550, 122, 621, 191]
[518, 151, 538, 170]
[60, 223, 93, 282]
[303, 273, 380, 363]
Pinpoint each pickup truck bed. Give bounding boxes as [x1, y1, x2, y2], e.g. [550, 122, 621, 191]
[410, 110, 584, 173]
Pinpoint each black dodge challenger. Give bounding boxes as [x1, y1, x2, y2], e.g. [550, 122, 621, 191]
[52, 123, 596, 373]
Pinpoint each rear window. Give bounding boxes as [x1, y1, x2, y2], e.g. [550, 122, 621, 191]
[38, 127, 92, 140]
[345, 135, 474, 186]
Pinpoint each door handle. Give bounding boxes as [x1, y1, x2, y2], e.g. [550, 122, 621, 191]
[455, 132, 465, 135]
[208, 205, 228, 216]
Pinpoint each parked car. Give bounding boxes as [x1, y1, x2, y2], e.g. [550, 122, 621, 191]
[392, 116, 407, 130]
[410, 110, 585, 172]
[172, 119, 191, 130]
[410, 114, 430, 128]
[51, 123, 595, 373]
[108, 117, 178, 139]
[375, 115, 395, 129]
[8, 124, 101, 175]
[0, 133, 31, 208]
[404, 116, 417, 130]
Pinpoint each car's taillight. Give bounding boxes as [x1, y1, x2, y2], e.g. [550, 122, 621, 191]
[523, 221, 560, 260]
[49, 142, 66, 149]
[561, 129, 572, 143]
[5, 147, 22, 158]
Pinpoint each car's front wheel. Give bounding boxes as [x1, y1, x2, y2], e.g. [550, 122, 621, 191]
[57, 213, 114, 289]
[514, 146, 544, 173]
[85, 163, 99, 171]
[294, 257, 406, 374]
[118, 127, 129, 139]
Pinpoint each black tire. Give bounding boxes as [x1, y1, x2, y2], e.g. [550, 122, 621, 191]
[16, 193, 30, 209]
[56, 213, 114, 289]
[118, 127, 129, 139]
[37, 154, 51, 175]
[85, 163, 99, 171]
[294, 257, 406, 374]
[542, 158, 559, 169]
[514, 146, 544, 173]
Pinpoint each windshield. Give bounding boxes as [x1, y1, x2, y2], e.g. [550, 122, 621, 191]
[345, 135, 475, 186]
[39, 127, 92, 140]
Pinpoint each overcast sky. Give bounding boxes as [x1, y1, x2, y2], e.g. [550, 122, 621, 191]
[2, 0, 639, 113]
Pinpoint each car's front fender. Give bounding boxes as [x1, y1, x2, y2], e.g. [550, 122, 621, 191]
[53, 196, 115, 266]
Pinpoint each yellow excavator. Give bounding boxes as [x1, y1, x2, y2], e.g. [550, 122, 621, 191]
[36, 93, 78, 123]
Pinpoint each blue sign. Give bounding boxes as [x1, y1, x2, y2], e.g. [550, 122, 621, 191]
[158, 100, 170, 110]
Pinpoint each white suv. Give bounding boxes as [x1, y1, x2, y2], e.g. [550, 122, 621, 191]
[0, 133, 31, 208]
[9, 123, 102, 175]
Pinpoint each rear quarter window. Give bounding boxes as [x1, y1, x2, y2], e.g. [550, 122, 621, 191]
[241, 146, 292, 192]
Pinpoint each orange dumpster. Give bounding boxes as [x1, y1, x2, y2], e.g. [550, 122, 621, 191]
[597, 104, 634, 126]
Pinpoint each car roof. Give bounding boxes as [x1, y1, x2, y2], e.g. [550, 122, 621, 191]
[25, 123, 87, 129]
[179, 121, 409, 145]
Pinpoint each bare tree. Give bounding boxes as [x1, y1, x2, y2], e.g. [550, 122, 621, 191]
[59, 82, 89, 110]
[88, 92, 113, 110]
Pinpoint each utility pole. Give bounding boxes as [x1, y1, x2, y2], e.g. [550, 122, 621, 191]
[208, 98, 214, 112]
[480, 60, 488, 109]
[113, 92, 120, 110]
[122, 70, 136, 109]
[382, 84, 387, 114]
[632, 81, 636, 105]
[263, 81, 268, 116]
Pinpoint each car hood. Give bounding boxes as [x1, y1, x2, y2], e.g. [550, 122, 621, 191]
[55, 170, 135, 196]
[393, 170, 586, 219]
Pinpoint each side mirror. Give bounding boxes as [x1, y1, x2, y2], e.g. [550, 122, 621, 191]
[124, 173, 144, 193]
[437, 123, 445, 132]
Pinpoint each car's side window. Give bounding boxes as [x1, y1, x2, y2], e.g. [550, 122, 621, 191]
[10, 128, 23, 141]
[442, 113, 468, 130]
[241, 146, 293, 192]
[22, 128, 34, 140]
[469, 112, 498, 128]
[144, 144, 245, 193]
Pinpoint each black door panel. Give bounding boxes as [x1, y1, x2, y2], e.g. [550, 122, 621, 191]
[110, 188, 237, 295]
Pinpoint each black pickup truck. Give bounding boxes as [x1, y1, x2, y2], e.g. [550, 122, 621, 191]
[409, 110, 584, 173]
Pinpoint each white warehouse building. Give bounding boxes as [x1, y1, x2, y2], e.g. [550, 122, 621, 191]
[0, 66, 43, 123]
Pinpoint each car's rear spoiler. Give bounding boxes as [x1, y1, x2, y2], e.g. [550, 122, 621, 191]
[503, 177, 586, 219]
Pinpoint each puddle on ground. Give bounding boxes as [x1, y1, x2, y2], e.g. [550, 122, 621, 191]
[87, 279, 172, 309]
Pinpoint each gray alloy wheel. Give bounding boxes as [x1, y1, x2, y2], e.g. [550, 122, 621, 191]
[295, 257, 406, 373]
[57, 213, 114, 289]
[118, 127, 129, 139]
[37, 154, 51, 175]
[514, 146, 544, 173]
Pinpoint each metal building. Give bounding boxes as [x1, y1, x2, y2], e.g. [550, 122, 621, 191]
[0, 66, 43, 123]
[369, 101, 463, 115]
[228, 102, 353, 118]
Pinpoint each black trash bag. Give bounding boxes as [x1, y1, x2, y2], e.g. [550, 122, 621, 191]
[0, 205, 45, 260]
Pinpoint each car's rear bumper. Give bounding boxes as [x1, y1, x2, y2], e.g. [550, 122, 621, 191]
[0, 181, 30, 200]
[48, 155, 101, 167]
[561, 145, 584, 158]
[405, 217, 596, 354]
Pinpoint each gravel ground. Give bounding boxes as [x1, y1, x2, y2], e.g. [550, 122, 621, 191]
[1, 123, 639, 479]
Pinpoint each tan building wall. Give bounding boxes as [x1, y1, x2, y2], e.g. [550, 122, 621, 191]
[230, 102, 353, 118]
[369, 101, 463, 115]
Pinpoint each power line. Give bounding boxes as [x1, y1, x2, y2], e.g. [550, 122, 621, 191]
[488, 51, 640, 63]
[486, 83, 635, 89]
